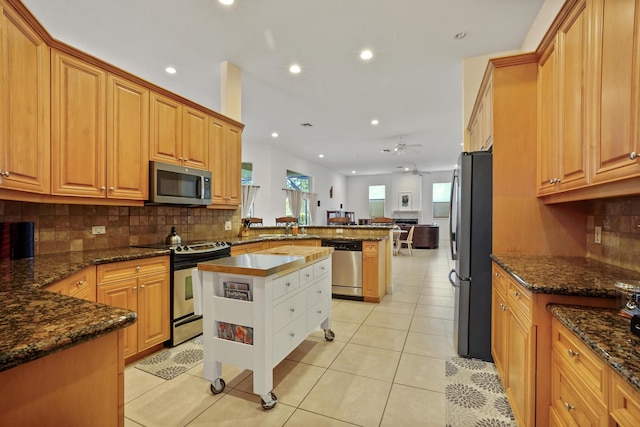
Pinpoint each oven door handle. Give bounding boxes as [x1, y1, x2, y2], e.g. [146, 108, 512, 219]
[192, 268, 203, 316]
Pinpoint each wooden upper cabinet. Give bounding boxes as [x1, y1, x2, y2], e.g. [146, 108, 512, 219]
[0, 1, 50, 194]
[107, 75, 149, 200]
[51, 50, 107, 197]
[150, 92, 182, 166]
[182, 106, 210, 170]
[210, 117, 241, 206]
[590, 0, 640, 183]
[538, 1, 589, 196]
[467, 75, 493, 152]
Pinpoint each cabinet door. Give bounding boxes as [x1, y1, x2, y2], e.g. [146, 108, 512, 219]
[362, 241, 380, 300]
[210, 117, 226, 204]
[0, 2, 50, 194]
[481, 80, 493, 150]
[97, 279, 138, 358]
[51, 50, 106, 197]
[491, 286, 507, 379]
[137, 272, 170, 351]
[182, 107, 209, 170]
[150, 92, 182, 166]
[107, 75, 149, 200]
[506, 311, 536, 427]
[590, 0, 640, 183]
[537, 40, 559, 195]
[225, 123, 242, 205]
[557, 0, 588, 191]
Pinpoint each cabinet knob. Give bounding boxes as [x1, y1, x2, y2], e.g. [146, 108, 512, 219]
[179, 157, 183, 161]
[563, 402, 575, 411]
[76, 280, 84, 287]
[306, 273, 311, 278]
[630, 152, 637, 160]
[317, 290, 322, 294]
[567, 349, 579, 358]
[109, 186, 115, 192]
[285, 282, 291, 287]
[140, 285, 145, 289]
[184, 157, 189, 161]
[289, 332, 295, 337]
[100, 186, 106, 191]
[2, 171, 9, 177]
[513, 290, 520, 297]
[133, 286, 137, 291]
[317, 309, 322, 314]
[136, 266, 141, 272]
[495, 272, 501, 278]
[289, 307, 295, 312]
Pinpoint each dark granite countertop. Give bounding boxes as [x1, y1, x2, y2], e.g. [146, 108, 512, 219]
[0, 247, 170, 373]
[491, 254, 638, 297]
[230, 234, 388, 244]
[548, 304, 640, 393]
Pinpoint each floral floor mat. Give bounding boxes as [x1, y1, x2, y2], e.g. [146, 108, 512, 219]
[445, 357, 517, 426]
[134, 335, 203, 380]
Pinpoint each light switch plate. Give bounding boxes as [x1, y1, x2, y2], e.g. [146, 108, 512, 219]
[336, 228, 343, 234]
[594, 226, 602, 244]
[224, 221, 232, 231]
[92, 225, 106, 235]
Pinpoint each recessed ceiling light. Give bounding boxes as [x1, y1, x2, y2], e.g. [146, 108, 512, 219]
[371, 119, 379, 125]
[165, 67, 177, 74]
[360, 49, 373, 60]
[219, 0, 234, 5]
[289, 64, 301, 74]
[319, 154, 324, 158]
[351, 170, 357, 174]
[271, 132, 278, 138]
[455, 32, 467, 39]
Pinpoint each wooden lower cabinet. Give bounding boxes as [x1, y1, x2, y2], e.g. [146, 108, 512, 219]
[45, 266, 97, 302]
[268, 239, 320, 248]
[231, 241, 269, 255]
[610, 371, 640, 426]
[362, 240, 384, 303]
[491, 262, 617, 427]
[97, 256, 170, 361]
[0, 331, 125, 427]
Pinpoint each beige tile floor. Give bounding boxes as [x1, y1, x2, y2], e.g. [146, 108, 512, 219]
[124, 244, 456, 427]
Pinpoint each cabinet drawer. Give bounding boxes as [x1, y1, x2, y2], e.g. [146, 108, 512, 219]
[272, 271, 300, 301]
[552, 319, 608, 403]
[273, 291, 307, 333]
[313, 258, 331, 278]
[308, 296, 331, 330]
[272, 313, 307, 363]
[610, 372, 640, 427]
[299, 265, 314, 286]
[507, 279, 532, 321]
[46, 267, 97, 302]
[492, 264, 508, 295]
[551, 358, 608, 426]
[97, 256, 169, 282]
[307, 276, 331, 308]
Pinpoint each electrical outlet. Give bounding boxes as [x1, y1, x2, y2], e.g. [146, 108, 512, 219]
[336, 228, 343, 234]
[92, 225, 106, 235]
[594, 226, 602, 244]
[224, 221, 232, 231]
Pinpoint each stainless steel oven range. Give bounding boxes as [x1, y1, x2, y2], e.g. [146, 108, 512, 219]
[136, 241, 231, 346]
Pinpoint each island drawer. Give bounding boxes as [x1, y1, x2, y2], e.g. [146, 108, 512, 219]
[273, 291, 307, 333]
[299, 264, 314, 285]
[313, 258, 331, 278]
[272, 271, 300, 301]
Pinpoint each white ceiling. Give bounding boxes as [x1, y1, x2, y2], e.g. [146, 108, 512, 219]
[22, 0, 545, 176]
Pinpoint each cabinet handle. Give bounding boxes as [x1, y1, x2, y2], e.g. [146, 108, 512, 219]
[567, 349, 579, 358]
[289, 307, 295, 312]
[563, 402, 575, 411]
[136, 266, 141, 272]
[630, 152, 637, 160]
[513, 290, 520, 297]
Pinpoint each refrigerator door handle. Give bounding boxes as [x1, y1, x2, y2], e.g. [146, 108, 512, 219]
[449, 169, 459, 261]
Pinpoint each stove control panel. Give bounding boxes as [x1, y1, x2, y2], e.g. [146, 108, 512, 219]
[173, 241, 230, 253]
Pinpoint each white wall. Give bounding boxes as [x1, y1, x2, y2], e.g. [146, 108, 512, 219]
[242, 142, 347, 226]
[347, 174, 394, 220]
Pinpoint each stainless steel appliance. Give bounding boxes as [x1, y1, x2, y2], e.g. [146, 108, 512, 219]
[321, 239, 363, 300]
[448, 151, 493, 362]
[148, 161, 212, 205]
[136, 240, 231, 346]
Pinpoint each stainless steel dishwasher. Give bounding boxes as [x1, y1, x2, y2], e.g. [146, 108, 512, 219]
[321, 239, 363, 300]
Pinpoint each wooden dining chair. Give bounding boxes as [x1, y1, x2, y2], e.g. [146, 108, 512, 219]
[397, 225, 415, 255]
[328, 217, 350, 225]
[275, 216, 298, 226]
[247, 217, 263, 227]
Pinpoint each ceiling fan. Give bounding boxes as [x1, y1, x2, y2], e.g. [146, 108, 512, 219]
[381, 136, 422, 156]
[399, 164, 430, 176]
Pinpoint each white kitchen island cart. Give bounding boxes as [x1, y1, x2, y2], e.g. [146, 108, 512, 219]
[194, 246, 334, 409]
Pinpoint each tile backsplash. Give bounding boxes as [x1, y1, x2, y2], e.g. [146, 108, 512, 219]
[0, 201, 241, 255]
[586, 196, 640, 272]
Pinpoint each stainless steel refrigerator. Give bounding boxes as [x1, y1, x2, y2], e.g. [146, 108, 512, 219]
[448, 151, 493, 362]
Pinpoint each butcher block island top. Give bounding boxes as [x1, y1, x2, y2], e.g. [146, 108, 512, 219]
[197, 245, 334, 277]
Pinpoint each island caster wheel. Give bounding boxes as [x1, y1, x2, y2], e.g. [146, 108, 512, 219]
[210, 378, 225, 394]
[261, 392, 278, 410]
[324, 329, 335, 341]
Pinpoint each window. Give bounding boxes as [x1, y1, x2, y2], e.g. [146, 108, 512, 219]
[369, 185, 385, 218]
[286, 169, 311, 225]
[432, 182, 451, 218]
[241, 162, 253, 185]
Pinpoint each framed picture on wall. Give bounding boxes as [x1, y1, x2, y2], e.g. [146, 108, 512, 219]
[399, 192, 412, 210]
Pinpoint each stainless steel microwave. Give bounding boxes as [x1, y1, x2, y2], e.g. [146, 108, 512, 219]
[148, 161, 212, 205]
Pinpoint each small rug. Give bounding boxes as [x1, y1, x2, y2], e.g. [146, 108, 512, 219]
[135, 335, 203, 380]
[445, 357, 517, 427]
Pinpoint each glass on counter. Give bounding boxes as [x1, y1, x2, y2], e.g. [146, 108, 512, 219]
[615, 280, 640, 318]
